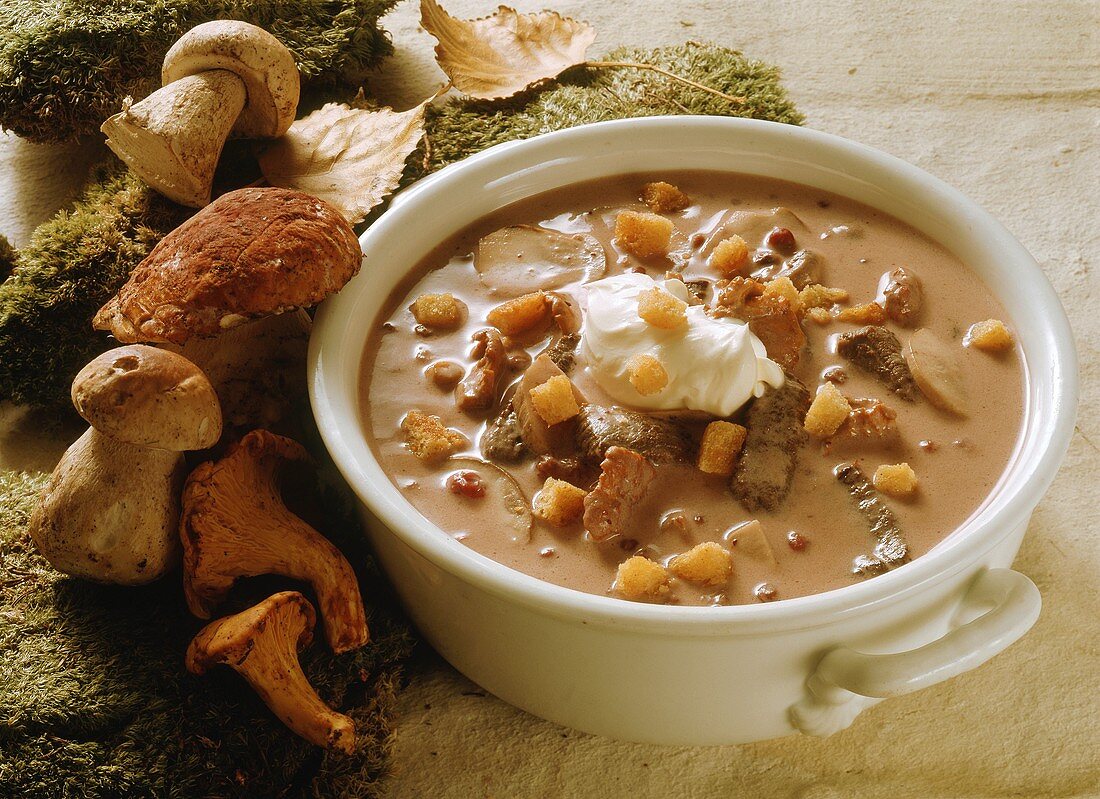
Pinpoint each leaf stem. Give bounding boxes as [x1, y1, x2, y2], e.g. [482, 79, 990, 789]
[583, 61, 745, 105]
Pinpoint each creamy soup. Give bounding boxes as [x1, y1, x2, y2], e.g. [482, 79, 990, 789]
[359, 172, 1023, 605]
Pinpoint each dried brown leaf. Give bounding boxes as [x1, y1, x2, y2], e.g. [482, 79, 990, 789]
[420, 0, 597, 100]
[257, 102, 427, 225]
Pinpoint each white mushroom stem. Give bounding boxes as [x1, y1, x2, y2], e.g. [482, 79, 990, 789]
[100, 21, 300, 208]
[102, 71, 246, 208]
[28, 345, 222, 585]
[30, 428, 185, 584]
[172, 310, 312, 431]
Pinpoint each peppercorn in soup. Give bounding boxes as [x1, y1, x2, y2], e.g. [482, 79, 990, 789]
[359, 172, 1023, 605]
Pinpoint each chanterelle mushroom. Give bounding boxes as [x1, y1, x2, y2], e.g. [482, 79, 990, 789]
[186, 591, 356, 753]
[93, 187, 361, 346]
[29, 345, 222, 584]
[101, 21, 300, 207]
[180, 429, 369, 653]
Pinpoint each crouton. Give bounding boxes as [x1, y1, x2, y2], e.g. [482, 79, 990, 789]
[763, 276, 802, 314]
[528, 374, 581, 425]
[729, 520, 777, 566]
[806, 307, 832, 325]
[615, 210, 674, 258]
[798, 283, 849, 310]
[613, 556, 670, 601]
[696, 420, 747, 476]
[964, 319, 1014, 352]
[709, 235, 750, 276]
[836, 302, 887, 324]
[487, 291, 550, 336]
[638, 286, 688, 330]
[626, 354, 669, 396]
[401, 411, 466, 462]
[804, 382, 853, 438]
[669, 542, 733, 586]
[533, 477, 588, 526]
[873, 462, 918, 497]
[411, 293, 466, 329]
[641, 181, 691, 214]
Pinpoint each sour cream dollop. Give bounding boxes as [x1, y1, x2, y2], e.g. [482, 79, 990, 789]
[579, 273, 784, 416]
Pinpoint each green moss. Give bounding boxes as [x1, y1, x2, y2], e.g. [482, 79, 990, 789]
[0, 42, 801, 411]
[0, 234, 15, 281]
[412, 42, 804, 179]
[0, 469, 414, 799]
[0, 165, 190, 408]
[0, 0, 398, 143]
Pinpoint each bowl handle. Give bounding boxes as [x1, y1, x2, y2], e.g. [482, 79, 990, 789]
[789, 567, 1041, 736]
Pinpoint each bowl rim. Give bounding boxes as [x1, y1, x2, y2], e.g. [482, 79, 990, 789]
[309, 115, 1078, 634]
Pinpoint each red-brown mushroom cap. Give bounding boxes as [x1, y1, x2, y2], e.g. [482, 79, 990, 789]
[93, 187, 362, 345]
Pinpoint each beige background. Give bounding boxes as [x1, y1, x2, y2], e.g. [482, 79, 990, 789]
[1, 1, 1097, 796]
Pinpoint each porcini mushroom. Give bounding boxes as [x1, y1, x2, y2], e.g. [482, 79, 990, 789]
[92, 186, 360, 431]
[29, 345, 222, 584]
[101, 21, 300, 207]
[169, 309, 313, 430]
[186, 591, 356, 753]
[180, 429, 369, 653]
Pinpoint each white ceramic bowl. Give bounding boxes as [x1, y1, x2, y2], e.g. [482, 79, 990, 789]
[309, 117, 1077, 745]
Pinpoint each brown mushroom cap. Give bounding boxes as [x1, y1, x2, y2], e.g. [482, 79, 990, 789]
[186, 591, 357, 754]
[72, 345, 222, 450]
[93, 188, 362, 345]
[161, 20, 300, 139]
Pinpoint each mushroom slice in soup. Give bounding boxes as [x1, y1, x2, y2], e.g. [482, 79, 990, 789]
[475, 224, 606, 296]
[903, 328, 969, 416]
[700, 207, 808, 258]
[447, 456, 533, 543]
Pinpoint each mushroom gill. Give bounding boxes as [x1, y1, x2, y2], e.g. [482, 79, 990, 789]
[180, 429, 369, 653]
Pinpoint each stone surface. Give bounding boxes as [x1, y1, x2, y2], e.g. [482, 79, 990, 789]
[1, 0, 1097, 796]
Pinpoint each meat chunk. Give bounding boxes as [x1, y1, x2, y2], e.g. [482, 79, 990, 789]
[881, 267, 923, 327]
[547, 291, 581, 334]
[575, 405, 691, 465]
[709, 278, 805, 369]
[711, 276, 764, 316]
[744, 294, 805, 370]
[582, 447, 656, 541]
[823, 397, 900, 458]
[682, 279, 710, 302]
[753, 249, 823, 289]
[731, 373, 811, 512]
[834, 462, 909, 576]
[836, 325, 918, 401]
[480, 403, 526, 462]
[535, 455, 593, 487]
[841, 397, 898, 441]
[455, 328, 507, 412]
[540, 332, 580, 372]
